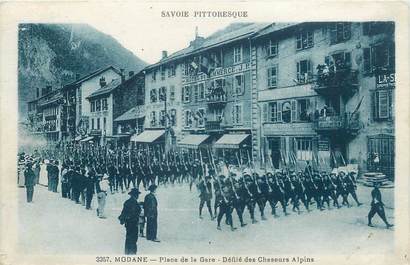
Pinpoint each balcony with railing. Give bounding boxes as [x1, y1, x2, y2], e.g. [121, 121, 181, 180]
[205, 120, 223, 132]
[314, 112, 361, 136]
[314, 67, 359, 98]
[206, 86, 227, 107]
[89, 129, 102, 136]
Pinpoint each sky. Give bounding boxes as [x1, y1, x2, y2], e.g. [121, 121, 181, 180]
[90, 20, 234, 64]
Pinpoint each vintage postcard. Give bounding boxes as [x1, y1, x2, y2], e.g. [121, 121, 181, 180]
[0, 1, 408, 265]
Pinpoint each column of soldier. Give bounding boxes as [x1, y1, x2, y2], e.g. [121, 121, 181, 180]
[27, 143, 363, 232]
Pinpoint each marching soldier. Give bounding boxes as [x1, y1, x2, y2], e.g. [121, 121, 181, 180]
[190, 159, 201, 191]
[198, 176, 214, 220]
[271, 173, 289, 216]
[216, 181, 236, 231]
[344, 171, 362, 206]
[368, 182, 393, 229]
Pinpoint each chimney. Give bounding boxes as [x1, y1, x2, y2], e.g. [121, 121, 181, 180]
[120, 68, 125, 83]
[99, 76, 106, 87]
[162, 50, 168, 59]
[75, 73, 81, 80]
[129, 71, 134, 77]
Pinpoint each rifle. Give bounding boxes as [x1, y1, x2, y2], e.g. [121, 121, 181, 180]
[262, 153, 272, 193]
[247, 150, 261, 193]
[199, 149, 210, 193]
[236, 152, 252, 197]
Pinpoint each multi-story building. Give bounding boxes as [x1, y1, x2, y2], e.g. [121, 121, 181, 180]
[141, 51, 184, 148]
[253, 22, 395, 177]
[86, 70, 145, 146]
[142, 23, 269, 163]
[61, 66, 121, 140]
[27, 86, 64, 142]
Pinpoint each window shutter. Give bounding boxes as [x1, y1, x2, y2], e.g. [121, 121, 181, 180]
[239, 104, 243, 124]
[378, 90, 389, 119]
[389, 90, 394, 120]
[308, 31, 314, 47]
[231, 105, 236, 125]
[271, 102, 277, 122]
[181, 87, 185, 102]
[194, 85, 198, 102]
[370, 91, 377, 121]
[277, 101, 282, 122]
[262, 103, 268, 123]
[296, 62, 300, 79]
[363, 48, 371, 73]
[241, 74, 245, 95]
[291, 100, 297, 122]
[343, 23, 351, 40]
[330, 24, 337, 44]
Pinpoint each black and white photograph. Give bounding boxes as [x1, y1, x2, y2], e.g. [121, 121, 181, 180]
[1, 1, 409, 265]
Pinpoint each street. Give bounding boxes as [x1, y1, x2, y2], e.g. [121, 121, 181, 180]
[18, 183, 394, 255]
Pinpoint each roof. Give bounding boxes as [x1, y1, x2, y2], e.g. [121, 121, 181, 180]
[145, 22, 270, 70]
[87, 78, 122, 99]
[114, 105, 145, 121]
[37, 90, 63, 107]
[87, 72, 142, 99]
[252, 23, 299, 38]
[64, 66, 120, 88]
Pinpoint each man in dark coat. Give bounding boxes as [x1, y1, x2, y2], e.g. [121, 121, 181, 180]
[119, 188, 142, 255]
[368, 182, 393, 229]
[24, 162, 36, 203]
[85, 166, 96, 210]
[144, 185, 160, 242]
[198, 177, 214, 220]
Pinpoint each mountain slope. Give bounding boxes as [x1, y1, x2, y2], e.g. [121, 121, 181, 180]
[18, 23, 147, 120]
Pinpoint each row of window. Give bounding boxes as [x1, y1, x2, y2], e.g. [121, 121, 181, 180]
[90, 98, 108, 112]
[149, 109, 177, 127]
[150, 86, 176, 103]
[262, 91, 394, 124]
[182, 74, 245, 103]
[43, 106, 59, 117]
[90, 117, 107, 131]
[265, 43, 393, 89]
[262, 98, 311, 124]
[151, 65, 176, 82]
[184, 109, 205, 128]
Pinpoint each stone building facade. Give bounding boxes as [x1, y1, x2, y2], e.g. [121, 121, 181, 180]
[253, 22, 395, 176]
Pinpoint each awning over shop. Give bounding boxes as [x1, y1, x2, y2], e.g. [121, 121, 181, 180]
[130, 130, 165, 143]
[74, 135, 83, 141]
[80, 136, 94, 142]
[178, 134, 210, 149]
[214, 134, 250, 149]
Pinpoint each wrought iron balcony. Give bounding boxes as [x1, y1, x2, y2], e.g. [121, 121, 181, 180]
[205, 120, 223, 132]
[206, 92, 227, 107]
[314, 68, 359, 98]
[314, 112, 361, 136]
[89, 129, 102, 136]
